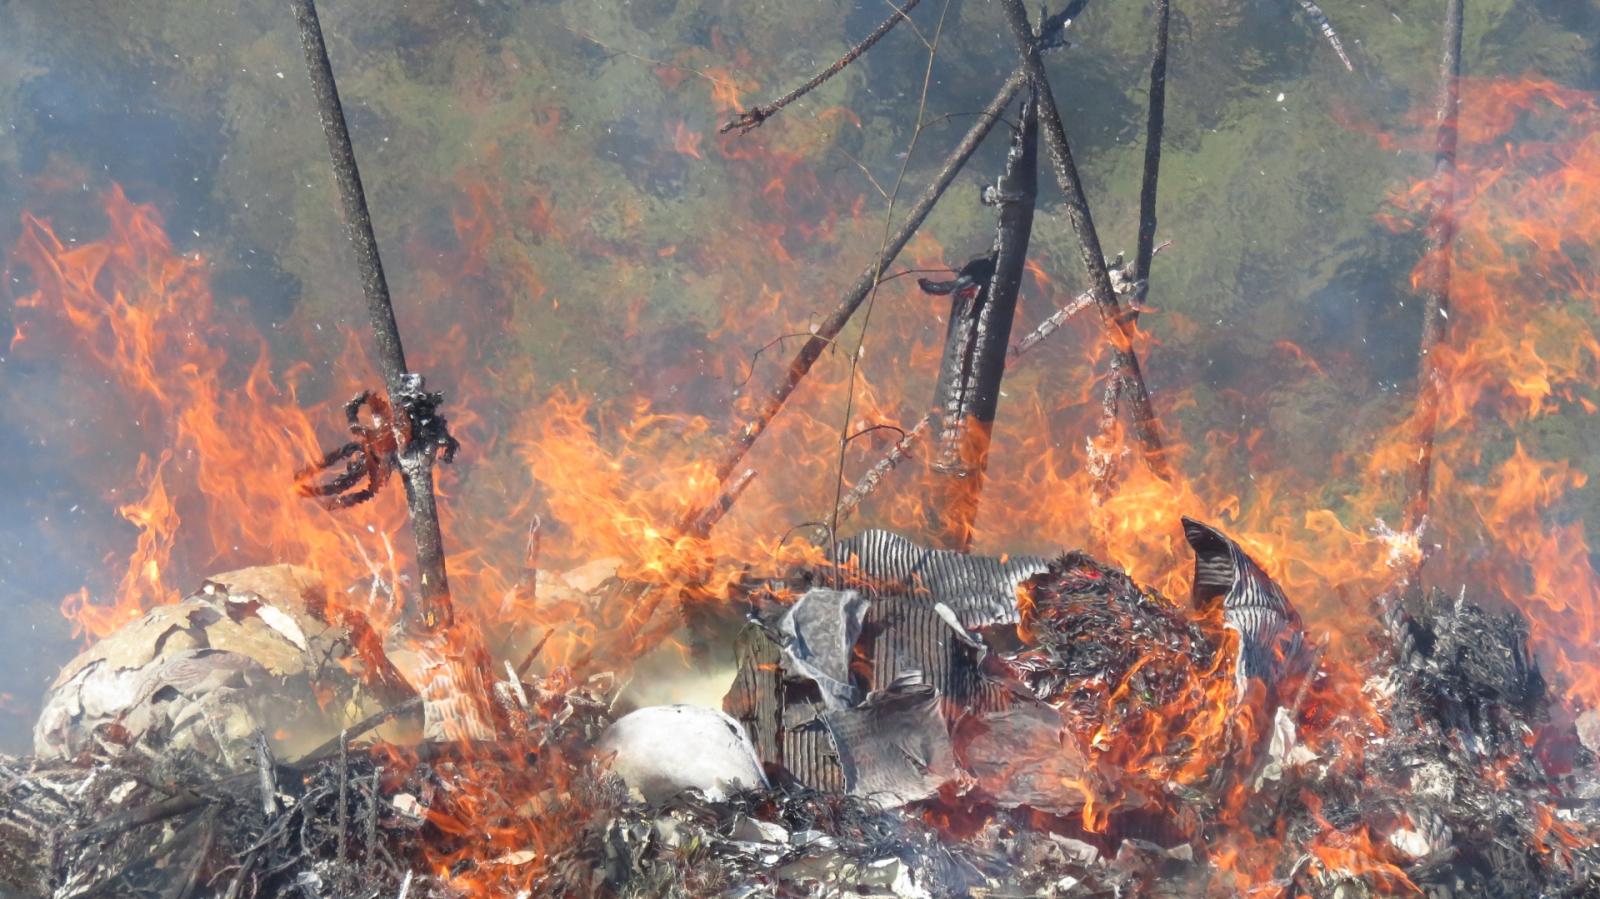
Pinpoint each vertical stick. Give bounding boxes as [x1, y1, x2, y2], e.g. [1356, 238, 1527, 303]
[1402, 0, 1465, 547]
[996, 0, 1172, 480]
[1096, 0, 1170, 498]
[926, 91, 1039, 549]
[290, 0, 454, 630]
[1132, 0, 1170, 289]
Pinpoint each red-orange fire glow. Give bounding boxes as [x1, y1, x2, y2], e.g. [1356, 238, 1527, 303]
[8, 71, 1600, 893]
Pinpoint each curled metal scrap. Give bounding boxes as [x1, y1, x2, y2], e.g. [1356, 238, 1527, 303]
[1182, 516, 1307, 697]
[820, 681, 958, 807]
[828, 529, 1049, 628]
[777, 588, 870, 711]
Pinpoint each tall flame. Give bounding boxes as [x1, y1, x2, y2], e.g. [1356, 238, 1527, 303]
[8, 71, 1600, 893]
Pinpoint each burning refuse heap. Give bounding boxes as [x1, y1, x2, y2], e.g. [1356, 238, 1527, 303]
[5, 522, 1599, 897]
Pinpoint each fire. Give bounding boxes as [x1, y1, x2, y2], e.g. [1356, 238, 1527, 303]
[8, 62, 1600, 894]
[668, 120, 704, 159]
[9, 187, 400, 640]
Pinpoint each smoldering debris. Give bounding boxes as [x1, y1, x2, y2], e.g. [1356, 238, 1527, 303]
[4, 526, 1600, 898]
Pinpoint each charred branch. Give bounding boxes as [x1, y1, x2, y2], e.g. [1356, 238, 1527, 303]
[704, 66, 1029, 492]
[681, 466, 758, 537]
[1295, 0, 1354, 72]
[1133, 0, 1170, 290]
[831, 413, 932, 525]
[1097, 0, 1169, 497]
[1006, 250, 1163, 361]
[923, 90, 1039, 550]
[997, 0, 1172, 482]
[1402, 0, 1465, 563]
[290, 0, 458, 634]
[720, 0, 924, 134]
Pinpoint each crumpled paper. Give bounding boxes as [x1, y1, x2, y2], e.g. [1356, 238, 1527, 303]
[35, 564, 416, 767]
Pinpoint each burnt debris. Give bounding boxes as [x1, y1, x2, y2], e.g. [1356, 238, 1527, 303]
[6, 525, 1600, 896]
[1183, 516, 1308, 699]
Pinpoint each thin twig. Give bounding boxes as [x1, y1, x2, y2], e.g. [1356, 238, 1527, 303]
[845, 423, 909, 445]
[1402, 0, 1465, 567]
[833, 145, 892, 199]
[998, 0, 1172, 480]
[221, 849, 258, 899]
[336, 729, 350, 893]
[735, 332, 840, 390]
[298, 697, 424, 764]
[831, 413, 933, 524]
[828, 0, 956, 560]
[365, 772, 380, 885]
[516, 629, 553, 677]
[886, 0, 935, 50]
[512, 515, 542, 608]
[721, 0, 924, 134]
[565, 26, 740, 97]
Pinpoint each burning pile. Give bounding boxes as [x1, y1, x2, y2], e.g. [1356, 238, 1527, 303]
[6, 0, 1600, 896]
[4, 520, 1599, 897]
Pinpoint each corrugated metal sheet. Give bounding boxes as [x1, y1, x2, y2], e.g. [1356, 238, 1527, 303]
[830, 529, 1049, 628]
[727, 531, 1045, 792]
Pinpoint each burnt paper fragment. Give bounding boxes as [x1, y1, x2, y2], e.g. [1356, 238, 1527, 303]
[821, 681, 957, 808]
[1181, 517, 1306, 696]
[954, 694, 1101, 817]
[778, 588, 870, 710]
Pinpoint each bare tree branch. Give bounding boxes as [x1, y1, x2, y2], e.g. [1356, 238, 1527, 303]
[722, 0, 924, 134]
[997, 0, 1172, 480]
[1402, 0, 1466, 557]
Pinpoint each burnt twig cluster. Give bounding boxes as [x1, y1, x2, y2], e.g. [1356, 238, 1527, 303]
[297, 380, 461, 511]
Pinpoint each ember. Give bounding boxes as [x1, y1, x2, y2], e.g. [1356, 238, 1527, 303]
[4, 0, 1600, 897]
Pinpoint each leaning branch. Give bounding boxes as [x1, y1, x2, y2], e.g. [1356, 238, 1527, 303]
[705, 66, 1029, 490]
[721, 0, 924, 134]
[832, 414, 933, 525]
[1402, 0, 1465, 543]
[997, 0, 1171, 479]
[1098, 0, 1170, 492]
[1010, 248, 1167, 362]
[1133, 0, 1170, 288]
[291, 0, 455, 632]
